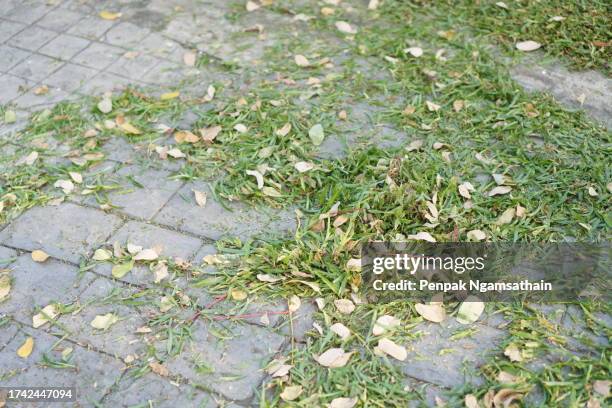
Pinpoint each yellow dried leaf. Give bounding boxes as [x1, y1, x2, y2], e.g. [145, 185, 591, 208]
[119, 122, 142, 135]
[31, 250, 49, 263]
[160, 91, 180, 100]
[17, 337, 34, 358]
[99, 10, 122, 20]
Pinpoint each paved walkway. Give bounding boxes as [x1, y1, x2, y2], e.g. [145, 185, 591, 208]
[0, 1, 610, 407]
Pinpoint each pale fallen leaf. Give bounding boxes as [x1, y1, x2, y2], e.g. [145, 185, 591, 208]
[330, 397, 358, 408]
[321, 6, 334, 16]
[267, 360, 293, 377]
[346, 258, 361, 271]
[504, 344, 522, 362]
[149, 361, 169, 376]
[588, 186, 598, 197]
[99, 10, 122, 20]
[377, 338, 407, 361]
[160, 91, 180, 100]
[495, 1, 508, 8]
[497, 371, 518, 384]
[91, 313, 119, 330]
[330, 323, 351, 340]
[334, 299, 355, 315]
[230, 288, 247, 301]
[407, 232, 436, 243]
[405, 47, 423, 57]
[315, 298, 326, 310]
[368, 0, 380, 10]
[276, 122, 292, 137]
[309, 123, 325, 145]
[119, 122, 141, 135]
[34, 85, 49, 95]
[19, 151, 39, 166]
[204, 84, 216, 101]
[17, 337, 34, 358]
[246, 170, 264, 189]
[183, 51, 196, 66]
[134, 248, 159, 261]
[69, 172, 83, 184]
[487, 186, 512, 197]
[257, 273, 282, 283]
[456, 296, 485, 324]
[495, 208, 515, 225]
[288, 295, 301, 312]
[4, 110, 16, 124]
[166, 148, 186, 158]
[174, 130, 199, 144]
[234, 123, 248, 133]
[246, 1, 260, 12]
[112, 260, 134, 278]
[31, 250, 49, 263]
[0, 273, 11, 302]
[54, 179, 74, 194]
[406, 139, 424, 152]
[294, 54, 310, 67]
[193, 189, 207, 207]
[453, 100, 465, 112]
[32, 304, 59, 328]
[415, 303, 446, 322]
[335, 21, 357, 34]
[373, 315, 401, 336]
[200, 125, 221, 142]
[262, 186, 281, 197]
[295, 161, 314, 173]
[465, 394, 479, 408]
[280, 385, 303, 402]
[153, 263, 169, 283]
[593, 380, 610, 396]
[333, 215, 348, 227]
[516, 40, 541, 52]
[493, 388, 523, 407]
[515, 204, 526, 218]
[426, 101, 441, 112]
[467, 229, 487, 241]
[127, 243, 142, 255]
[458, 182, 475, 199]
[159, 296, 174, 312]
[315, 348, 353, 368]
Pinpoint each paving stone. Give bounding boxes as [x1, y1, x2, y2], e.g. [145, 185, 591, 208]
[511, 61, 612, 129]
[35, 8, 85, 32]
[153, 182, 297, 241]
[103, 373, 219, 407]
[0, 246, 18, 264]
[78, 71, 133, 94]
[0, 253, 95, 324]
[0, 44, 30, 72]
[107, 52, 161, 80]
[165, 319, 285, 401]
[0, 19, 26, 43]
[4, 3, 52, 24]
[44, 62, 98, 92]
[0, 74, 32, 104]
[2, 327, 124, 404]
[0, 321, 19, 352]
[7, 25, 58, 51]
[91, 164, 182, 220]
[39, 33, 91, 61]
[56, 277, 150, 360]
[13, 86, 75, 111]
[0, 202, 123, 263]
[397, 321, 506, 388]
[278, 301, 317, 342]
[9, 53, 64, 81]
[72, 42, 124, 70]
[138, 32, 184, 60]
[140, 60, 186, 85]
[66, 14, 116, 40]
[103, 22, 150, 48]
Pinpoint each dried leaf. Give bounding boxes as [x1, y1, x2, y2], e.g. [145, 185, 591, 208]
[54, 179, 74, 194]
[246, 170, 264, 189]
[174, 130, 199, 144]
[415, 303, 446, 322]
[334, 299, 355, 315]
[32, 304, 59, 328]
[330, 397, 358, 408]
[373, 315, 401, 336]
[246, 1, 260, 12]
[31, 250, 49, 263]
[97, 98, 112, 113]
[315, 348, 353, 368]
[315, 298, 326, 310]
[294, 54, 310, 67]
[487, 186, 512, 197]
[288, 295, 301, 312]
[504, 344, 522, 362]
[497, 371, 518, 384]
[99, 10, 122, 20]
[368, 0, 380, 10]
[493, 388, 523, 407]
[495, 208, 515, 225]
[456, 296, 485, 324]
[465, 394, 479, 408]
[515, 204, 526, 218]
[257, 273, 282, 283]
[17, 337, 34, 358]
[149, 361, 169, 377]
[134, 248, 159, 261]
[111, 260, 134, 278]
[330, 323, 351, 340]
[467, 229, 486, 241]
[4, 110, 16, 123]
[119, 122, 141, 135]
[458, 182, 474, 199]
[405, 47, 423, 57]
[588, 186, 598, 197]
[92, 248, 112, 261]
[276, 122, 292, 137]
[280, 385, 303, 402]
[91, 313, 119, 330]
[160, 91, 180, 100]
[346, 258, 361, 271]
[193, 189, 207, 207]
[407, 232, 436, 243]
[593, 380, 610, 396]
[516, 41, 541, 52]
[234, 123, 248, 133]
[230, 288, 247, 301]
[166, 148, 185, 158]
[426, 101, 441, 112]
[183, 51, 196, 66]
[262, 186, 281, 197]
[453, 100, 465, 112]
[153, 263, 169, 283]
[309, 123, 325, 145]
[295, 161, 314, 173]
[335, 21, 357, 34]
[377, 338, 407, 361]
[200, 125, 222, 142]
